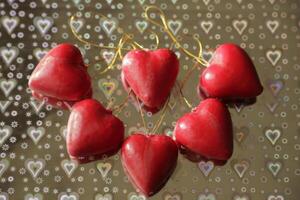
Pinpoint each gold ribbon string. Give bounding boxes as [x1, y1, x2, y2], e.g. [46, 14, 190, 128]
[135, 95, 147, 132]
[144, 5, 209, 67]
[112, 89, 132, 116]
[151, 98, 170, 133]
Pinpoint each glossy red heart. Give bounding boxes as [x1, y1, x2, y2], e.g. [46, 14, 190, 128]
[28, 43, 92, 109]
[121, 133, 178, 196]
[199, 43, 263, 102]
[67, 99, 124, 163]
[174, 98, 233, 161]
[121, 49, 179, 113]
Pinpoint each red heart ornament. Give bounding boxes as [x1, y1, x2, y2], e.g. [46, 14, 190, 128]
[67, 99, 124, 162]
[28, 43, 92, 108]
[199, 43, 263, 101]
[121, 49, 179, 113]
[174, 98, 233, 161]
[121, 133, 178, 196]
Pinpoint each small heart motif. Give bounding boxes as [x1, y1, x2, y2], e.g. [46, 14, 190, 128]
[101, 50, 115, 64]
[234, 127, 249, 144]
[198, 160, 214, 177]
[0, 46, 19, 66]
[201, 21, 213, 34]
[1, 16, 19, 34]
[33, 48, 49, 61]
[58, 192, 79, 200]
[233, 194, 250, 200]
[98, 78, 118, 99]
[164, 193, 181, 200]
[232, 160, 249, 178]
[267, 160, 282, 177]
[29, 100, 45, 114]
[0, 159, 9, 177]
[128, 193, 146, 200]
[202, 0, 210, 5]
[232, 19, 248, 35]
[266, 49, 281, 66]
[202, 50, 213, 63]
[96, 162, 112, 178]
[24, 193, 43, 200]
[266, 20, 279, 33]
[168, 20, 182, 35]
[267, 195, 284, 200]
[25, 158, 46, 179]
[0, 100, 11, 113]
[0, 126, 12, 146]
[265, 102, 279, 113]
[135, 20, 148, 34]
[268, 80, 283, 96]
[198, 193, 216, 200]
[95, 193, 113, 200]
[33, 16, 54, 35]
[70, 18, 84, 32]
[61, 159, 78, 177]
[100, 18, 118, 35]
[0, 78, 17, 97]
[27, 127, 45, 144]
[265, 128, 281, 145]
[0, 192, 8, 200]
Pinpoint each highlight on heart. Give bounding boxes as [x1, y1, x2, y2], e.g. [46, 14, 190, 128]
[27, 4, 263, 197]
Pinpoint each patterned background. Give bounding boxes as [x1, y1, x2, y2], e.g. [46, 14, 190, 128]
[0, 0, 300, 199]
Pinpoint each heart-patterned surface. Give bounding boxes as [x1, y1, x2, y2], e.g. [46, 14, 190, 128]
[27, 126, 45, 144]
[199, 43, 263, 101]
[174, 99, 233, 160]
[121, 49, 179, 112]
[67, 99, 124, 161]
[0, 159, 9, 177]
[0, 46, 19, 66]
[266, 49, 282, 66]
[33, 16, 53, 35]
[61, 159, 78, 177]
[0, 126, 12, 147]
[121, 134, 178, 196]
[100, 17, 118, 35]
[25, 158, 46, 179]
[198, 160, 214, 177]
[232, 159, 250, 178]
[98, 78, 118, 99]
[1, 16, 19, 34]
[265, 128, 281, 145]
[28, 43, 92, 108]
[0, 78, 17, 97]
[96, 162, 112, 178]
[267, 160, 282, 177]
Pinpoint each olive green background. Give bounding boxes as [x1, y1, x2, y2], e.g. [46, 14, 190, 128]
[0, 0, 299, 199]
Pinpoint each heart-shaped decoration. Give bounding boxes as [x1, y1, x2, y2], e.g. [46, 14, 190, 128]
[33, 16, 53, 35]
[121, 134, 178, 196]
[201, 21, 213, 34]
[167, 20, 182, 35]
[199, 43, 263, 101]
[33, 48, 49, 61]
[0, 159, 9, 177]
[266, 20, 279, 33]
[24, 193, 43, 200]
[27, 126, 45, 144]
[267, 195, 284, 200]
[164, 192, 182, 200]
[135, 20, 148, 34]
[29, 100, 45, 114]
[265, 102, 279, 113]
[95, 193, 113, 200]
[266, 49, 281, 66]
[98, 78, 118, 99]
[0, 78, 17, 97]
[70, 18, 84, 33]
[232, 19, 248, 35]
[198, 160, 214, 177]
[0, 192, 8, 200]
[198, 193, 216, 200]
[67, 99, 124, 163]
[100, 18, 118, 35]
[265, 128, 281, 145]
[0, 100, 11, 113]
[128, 192, 146, 200]
[233, 194, 250, 200]
[0, 126, 12, 147]
[121, 49, 179, 113]
[58, 192, 79, 200]
[96, 162, 112, 178]
[268, 80, 283, 96]
[0, 46, 19, 66]
[28, 43, 92, 109]
[61, 159, 78, 177]
[174, 98, 233, 161]
[25, 158, 46, 179]
[267, 160, 282, 177]
[202, 0, 210, 5]
[232, 159, 249, 178]
[1, 16, 19, 34]
[234, 126, 249, 144]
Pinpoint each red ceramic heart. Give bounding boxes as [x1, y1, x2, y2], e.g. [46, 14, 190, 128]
[28, 43, 92, 109]
[121, 133, 178, 196]
[121, 49, 179, 113]
[199, 43, 263, 102]
[67, 99, 124, 163]
[174, 98, 233, 161]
